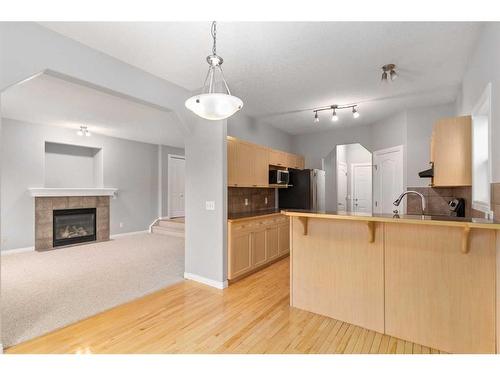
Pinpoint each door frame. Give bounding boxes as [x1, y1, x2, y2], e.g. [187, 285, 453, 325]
[167, 154, 185, 219]
[372, 145, 404, 214]
[350, 162, 373, 213]
[337, 161, 348, 211]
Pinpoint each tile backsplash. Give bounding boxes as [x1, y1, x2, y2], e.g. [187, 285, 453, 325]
[228, 187, 276, 215]
[406, 186, 472, 217]
[492, 182, 500, 219]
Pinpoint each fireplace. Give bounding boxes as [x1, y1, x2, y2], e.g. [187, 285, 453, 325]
[53, 208, 97, 247]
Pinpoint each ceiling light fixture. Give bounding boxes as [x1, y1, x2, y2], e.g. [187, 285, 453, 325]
[185, 21, 243, 121]
[381, 63, 397, 82]
[77, 125, 91, 137]
[312, 104, 359, 124]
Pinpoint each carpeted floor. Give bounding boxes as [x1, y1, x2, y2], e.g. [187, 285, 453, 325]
[1, 232, 184, 348]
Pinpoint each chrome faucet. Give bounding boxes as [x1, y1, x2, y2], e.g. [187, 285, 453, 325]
[393, 191, 426, 215]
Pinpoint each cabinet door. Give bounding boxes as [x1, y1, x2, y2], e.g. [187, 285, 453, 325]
[433, 116, 472, 187]
[287, 153, 305, 169]
[236, 141, 255, 187]
[266, 226, 279, 261]
[253, 146, 269, 187]
[269, 150, 286, 167]
[278, 222, 290, 255]
[229, 231, 252, 279]
[251, 228, 267, 267]
[227, 138, 237, 186]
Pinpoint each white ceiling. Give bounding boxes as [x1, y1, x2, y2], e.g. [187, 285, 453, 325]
[1, 73, 185, 147]
[26, 23, 484, 135]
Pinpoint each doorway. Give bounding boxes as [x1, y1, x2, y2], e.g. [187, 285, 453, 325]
[168, 154, 185, 218]
[351, 163, 373, 213]
[373, 145, 404, 214]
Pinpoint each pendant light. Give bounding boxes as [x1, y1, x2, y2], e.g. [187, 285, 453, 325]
[185, 21, 243, 120]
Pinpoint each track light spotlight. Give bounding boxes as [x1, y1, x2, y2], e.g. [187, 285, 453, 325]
[352, 107, 360, 119]
[381, 63, 397, 82]
[314, 111, 319, 123]
[331, 109, 338, 122]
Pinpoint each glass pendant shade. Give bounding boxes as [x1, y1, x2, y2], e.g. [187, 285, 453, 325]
[185, 93, 243, 121]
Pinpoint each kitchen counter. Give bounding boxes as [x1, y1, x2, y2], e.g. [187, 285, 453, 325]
[228, 209, 282, 222]
[282, 209, 500, 229]
[284, 208, 500, 353]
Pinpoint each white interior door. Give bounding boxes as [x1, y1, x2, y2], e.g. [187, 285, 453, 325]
[337, 162, 348, 211]
[373, 146, 404, 214]
[352, 163, 372, 213]
[168, 155, 185, 218]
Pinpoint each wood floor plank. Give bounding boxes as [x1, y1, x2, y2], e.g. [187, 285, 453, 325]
[6, 258, 442, 354]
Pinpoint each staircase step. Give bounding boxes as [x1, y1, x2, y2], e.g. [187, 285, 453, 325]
[158, 219, 185, 229]
[152, 225, 184, 238]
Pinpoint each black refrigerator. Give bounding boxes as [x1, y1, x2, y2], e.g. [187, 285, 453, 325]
[278, 169, 325, 210]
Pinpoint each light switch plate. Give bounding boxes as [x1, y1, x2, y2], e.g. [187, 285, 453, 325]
[244, 198, 249, 206]
[205, 201, 215, 211]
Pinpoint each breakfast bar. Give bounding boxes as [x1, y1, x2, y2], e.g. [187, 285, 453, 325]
[283, 210, 500, 354]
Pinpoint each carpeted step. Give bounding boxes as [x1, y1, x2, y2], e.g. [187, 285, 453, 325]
[152, 225, 184, 238]
[158, 220, 185, 230]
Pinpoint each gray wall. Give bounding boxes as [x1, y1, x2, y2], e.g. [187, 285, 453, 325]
[184, 118, 227, 284]
[160, 144, 185, 218]
[456, 23, 500, 182]
[227, 112, 294, 152]
[0, 118, 163, 251]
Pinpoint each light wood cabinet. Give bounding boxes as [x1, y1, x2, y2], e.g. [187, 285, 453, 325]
[229, 231, 252, 279]
[431, 116, 472, 187]
[228, 214, 289, 280]
[227, 136, 305, 187]
[266, 226, 279, 261]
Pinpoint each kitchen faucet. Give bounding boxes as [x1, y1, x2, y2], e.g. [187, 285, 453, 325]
[393, 191, 426, 215]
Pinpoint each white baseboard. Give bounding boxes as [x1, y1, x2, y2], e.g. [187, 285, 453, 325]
[1, 246, 35, 255]
[110, 230, 148, 239]
[184, 272, 228, 289]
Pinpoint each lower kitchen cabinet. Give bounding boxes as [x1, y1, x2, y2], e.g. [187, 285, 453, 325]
[228, 214, 289, 280]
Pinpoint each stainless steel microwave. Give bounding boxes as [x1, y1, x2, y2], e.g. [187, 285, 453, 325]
[269, 169, 289, 185]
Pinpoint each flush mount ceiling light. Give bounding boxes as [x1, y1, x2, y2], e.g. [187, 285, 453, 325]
[77, 125, 91, 137]
[312, 104, 360, 124]
[381, 63, 398, 82]
[185, 21, 243, 121]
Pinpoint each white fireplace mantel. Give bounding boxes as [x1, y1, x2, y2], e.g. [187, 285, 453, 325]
[28, 188, 118, 197]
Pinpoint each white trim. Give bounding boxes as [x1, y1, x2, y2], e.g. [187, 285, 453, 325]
[110, 230, 148, 239]
[158, 145, 163, 218]
[1, 246, 35, 255]
[28, 187, 118, 197]
[184, 272, 228, 289]
[167, 154, 185, 219]
[471, 82, 492, 214]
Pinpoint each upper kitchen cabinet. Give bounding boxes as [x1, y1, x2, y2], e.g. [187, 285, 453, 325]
[227, 136, 305, 187]
[431, 115, 472, 187]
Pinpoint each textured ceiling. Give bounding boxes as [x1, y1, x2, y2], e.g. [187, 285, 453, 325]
[1, 73, 185, 147]
[38, 22, 482, 135]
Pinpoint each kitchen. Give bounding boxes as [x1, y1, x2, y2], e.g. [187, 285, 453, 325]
[227, 104, 500, 353]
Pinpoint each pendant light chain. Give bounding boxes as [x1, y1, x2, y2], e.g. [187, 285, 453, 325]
[211, 21, 217, 55]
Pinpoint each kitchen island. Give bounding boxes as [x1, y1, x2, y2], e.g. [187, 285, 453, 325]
[282, 210, 500, 353]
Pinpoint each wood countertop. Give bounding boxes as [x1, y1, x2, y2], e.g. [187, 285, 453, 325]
[282, 209, 500, 230]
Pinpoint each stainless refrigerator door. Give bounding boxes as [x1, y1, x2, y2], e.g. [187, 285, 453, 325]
[311, 169, 326, 211]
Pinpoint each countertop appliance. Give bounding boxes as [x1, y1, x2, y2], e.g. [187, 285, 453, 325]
[269, 169, 289, 185]
[448, 198, 465, 217]
[278, 168, 325, 210]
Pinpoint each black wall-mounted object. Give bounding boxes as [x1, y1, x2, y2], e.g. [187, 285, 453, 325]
[418, 162, 434, 178]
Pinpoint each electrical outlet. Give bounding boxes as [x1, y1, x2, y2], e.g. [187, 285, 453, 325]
[265, 197, 268, 205]
[244, 198, 249, 206]
[206, 201, 215, 210]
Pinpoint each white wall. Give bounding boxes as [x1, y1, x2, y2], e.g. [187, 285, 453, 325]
[456, 23, 500, 182]
[227, 112, 294, 152]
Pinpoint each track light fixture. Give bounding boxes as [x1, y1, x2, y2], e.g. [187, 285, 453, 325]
[312, 104, 360, 124]
[381, 63, 398, 82]
[77, 125, 91, 137]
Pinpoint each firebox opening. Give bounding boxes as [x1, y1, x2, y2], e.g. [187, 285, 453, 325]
[53, 208, 97, 247]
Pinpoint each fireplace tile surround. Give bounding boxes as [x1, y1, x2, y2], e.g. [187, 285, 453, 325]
[35, 196, 110, 251]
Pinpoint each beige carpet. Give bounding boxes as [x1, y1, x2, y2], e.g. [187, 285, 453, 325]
[1, 233, 184, 348]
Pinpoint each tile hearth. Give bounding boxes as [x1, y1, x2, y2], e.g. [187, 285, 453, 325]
[35, 196, 110, 251]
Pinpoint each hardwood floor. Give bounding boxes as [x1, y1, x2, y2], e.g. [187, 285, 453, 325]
[6, 258, 443, 354]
